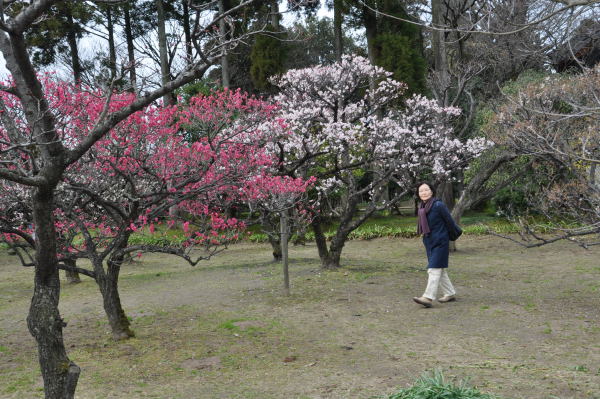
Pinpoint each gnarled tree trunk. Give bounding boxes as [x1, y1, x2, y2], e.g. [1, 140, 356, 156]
[311, 216, 332, 268]
[268, 235, 282, 262]
[311, 198, 359, 269]
[64, 259, 81, 284]
[97, 253, 134, 340]
[28, 189, 80, 399]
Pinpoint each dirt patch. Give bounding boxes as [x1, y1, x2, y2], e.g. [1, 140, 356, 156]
[0, 236, 599, 398]
[180, 357, 221, 370]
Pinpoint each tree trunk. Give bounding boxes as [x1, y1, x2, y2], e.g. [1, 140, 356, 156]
[362, 5, 381, 120]
[98, 257, 134, 340]
[64, 259, 81, 284]
[269, 0, 280, 28]
[268, 234, 282, 261]
[106, 6, 117, 79]
[65, 13, 82, 84]
[156, 0, 179, 222]
[182, 0, 193, 62]
[431, 0, 450, 106]
[280, 211, 290, 296]
[438, 180, 455, 210]
[451, 200, 467, 226]
[311, 193, 363, 269]
[123, 4, 138, 93]
[333, 0, 343, 62]
[311, 219, 350, 269]
[321, 202, 356, 269]
[99, 280, 134, 340]
[323, 234, 347, 269]
[157, 0, 176, 105]
[28, 188, 80, 399]
[362, 4, 378, 65]
[451, 151, 520, 222]
[217, 0, 230, 88]
[311, 217, 331, 267]
[321, 249, 342, 270]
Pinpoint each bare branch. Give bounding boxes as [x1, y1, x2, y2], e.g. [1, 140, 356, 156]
[57, 262, 97, 279]
[356, 0, 600, 36]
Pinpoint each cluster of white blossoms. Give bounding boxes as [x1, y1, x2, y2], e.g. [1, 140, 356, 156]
[270, 55, 492, 198]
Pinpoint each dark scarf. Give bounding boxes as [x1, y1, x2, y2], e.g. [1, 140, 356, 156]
[417, 197, 436, 235]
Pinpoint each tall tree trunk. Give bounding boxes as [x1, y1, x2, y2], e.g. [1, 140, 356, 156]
[362, 4, 378, 65]
[311, 217, 331, 267]
[182, 0, 193, 62]
[157, 0, 175, 105]
[280, 211, 290, 296]
[64, 259, 81, 284]
[432, 0, 453, 233]
[269, 0, 280, 28]
[97, 256, 134, 340]
[217, 0, 230, 88]
[505, 0, 529, 78]
[123, 4, 138, 93]
[28, 188, 80, 399]
[65, 13, 82, 84]
[431, 0, 449, 106]
[333, 0, 343, 62]
[106, 6, 117, 79]
[437, 180, 455, 210]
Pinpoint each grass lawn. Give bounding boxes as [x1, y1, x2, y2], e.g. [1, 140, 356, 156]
[1, 233, 599, 398]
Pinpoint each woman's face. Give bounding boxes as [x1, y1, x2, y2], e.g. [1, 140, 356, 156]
[418, 184, 433, 201]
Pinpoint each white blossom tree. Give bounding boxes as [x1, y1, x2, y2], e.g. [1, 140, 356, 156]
[271, 55, 491, 268]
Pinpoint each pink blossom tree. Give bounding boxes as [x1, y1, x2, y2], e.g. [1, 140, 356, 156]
[0, 2, 274, 396]
[0, 79, 308, 340]
[271, 55, 491, 269]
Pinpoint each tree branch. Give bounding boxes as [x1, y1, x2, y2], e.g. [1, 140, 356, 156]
[57, 262, 97, 279]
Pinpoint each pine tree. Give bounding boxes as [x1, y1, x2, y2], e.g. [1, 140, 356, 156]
[249, 1, 286, 93]
[25, 1, 93, 83]
[250, 27, 286, 92]
[372, 0, 427, 95]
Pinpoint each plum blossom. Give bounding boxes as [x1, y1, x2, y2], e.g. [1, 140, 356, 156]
[269, 55, 491, 268]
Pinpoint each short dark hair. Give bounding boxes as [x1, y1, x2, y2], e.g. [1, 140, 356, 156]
[415, 182, 436, 199]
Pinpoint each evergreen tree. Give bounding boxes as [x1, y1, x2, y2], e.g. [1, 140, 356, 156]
[345, 0, 427, 95]
[250, 27, 286, 92]
[25, 1, 94, 83]
[249, 1, 286, 93]
[372, 0, 427, 95]
[285, 16, 365, 69]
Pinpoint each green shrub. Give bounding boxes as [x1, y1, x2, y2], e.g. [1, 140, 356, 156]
[348, 225, 419, 239]
[244, 213, 525, 242]
[247, 233, 269, 243]
[491, 186, 530, 215]
[388, 370, 500, 399]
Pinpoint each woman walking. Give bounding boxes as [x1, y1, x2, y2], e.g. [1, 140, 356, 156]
[412, 182, 461, 308]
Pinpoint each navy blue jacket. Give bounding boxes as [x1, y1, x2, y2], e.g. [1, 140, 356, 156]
[422, 199, 459, 269]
